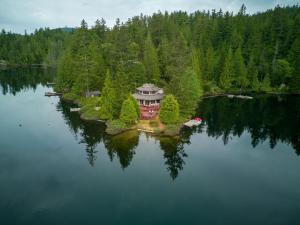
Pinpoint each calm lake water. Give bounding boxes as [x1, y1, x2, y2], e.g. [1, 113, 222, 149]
[0, 68, 300, 225]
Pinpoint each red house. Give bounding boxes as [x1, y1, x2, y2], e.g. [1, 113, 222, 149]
[132, 84, 164, 119]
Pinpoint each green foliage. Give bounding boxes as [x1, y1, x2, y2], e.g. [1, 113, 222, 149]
[106, 119, 128, 135]
[170, 68, 203, 117]
[261, 73, 271, 92]
[272, 59, 292, 86]
[128, 94, 140, 118]
[159, 94, 180, 124]
[191, 47, 202, 81]
[143, 34, 160, 83]
[0, 28, 70, 66]
[99, 71, 115, 120]
[164, 123, 182, 136]
[288, 37, 300, 92]
[247, 56, 260, 91]
[233, 47, 249, 89]
[120, 97, 138, 125]
[2, 5, 300, 98]
[150, 120, 159, 128]
[219, 48, 233, 90]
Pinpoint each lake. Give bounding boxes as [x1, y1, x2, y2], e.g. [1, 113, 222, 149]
[0, 68, 300, 225]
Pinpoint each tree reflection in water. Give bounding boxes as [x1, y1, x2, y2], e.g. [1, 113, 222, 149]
[159, 137, 187, 180]
[196, 95, 300, 155]
[0, 68, 55, 95]
[58, 94, 300, 178]
[104, 130, 139, 169]
[3, 69, 299, 179]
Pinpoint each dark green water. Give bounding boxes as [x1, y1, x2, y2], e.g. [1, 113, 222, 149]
[1, 69, 300, 225]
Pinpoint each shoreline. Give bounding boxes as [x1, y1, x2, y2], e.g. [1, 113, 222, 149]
[60, 94, 184, 137]
[59, 91, 299, 136]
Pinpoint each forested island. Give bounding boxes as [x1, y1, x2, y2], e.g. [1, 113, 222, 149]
[1, 5, 299, 135]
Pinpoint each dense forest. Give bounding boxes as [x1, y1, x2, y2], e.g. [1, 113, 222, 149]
[1, 5, 300, 126]
[0, 28, 71, 67]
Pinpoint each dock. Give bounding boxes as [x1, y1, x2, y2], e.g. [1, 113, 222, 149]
[44, 92, 61, 97]
[70, 108, 81, 112]
[184, 119, 202, 127]
[137, 128, 155, 133]
[227, 94, 253, 99]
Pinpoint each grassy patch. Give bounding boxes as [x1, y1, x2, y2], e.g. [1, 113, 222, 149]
[106, 119, 130, 135]
[79, 97, 101, 120]
[164, 123, 182, 136]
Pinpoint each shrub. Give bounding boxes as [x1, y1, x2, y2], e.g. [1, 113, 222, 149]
[106, 119, 128, 135]
[159, 94, 179, 124]
[120, 97, 138, 125]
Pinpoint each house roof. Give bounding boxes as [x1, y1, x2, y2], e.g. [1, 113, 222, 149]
[133, 93, 164, 101]
[136, 83, 160, 92]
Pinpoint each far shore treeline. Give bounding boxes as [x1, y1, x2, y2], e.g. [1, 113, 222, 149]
[0, 5, 299, 132]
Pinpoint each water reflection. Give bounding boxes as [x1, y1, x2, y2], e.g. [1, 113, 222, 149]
[196, 96, 300, 155]
[47, 90, 300, 178]
[0, 68, 55, 95]
[1, 69, 299, 180]
[159, 137, 187, 180]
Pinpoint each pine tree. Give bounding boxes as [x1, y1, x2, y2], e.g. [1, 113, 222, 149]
[172, 68, 203, 117]
[120, 96, 138, 125]
[233, 47, 249, 89]
[125, 42, 146, 87]
[247, 56, 260, 91]
[191, 47, 202, 82]
[99, 71, 116, 120]
[261, 73, 271, 92]
[165, 32, 189, 83]
[219, 47, 233, 90]
[143, 34, 160, 83]
[128, 94, 140, 118]
[204, 45, 215, 81]
[158, 35, 169, 81]
[288, 37, 300, 92]
[159, 94, 180, 124]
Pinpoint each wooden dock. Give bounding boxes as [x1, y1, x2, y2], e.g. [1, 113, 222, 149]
[137, 128, 155, 133]
[70, 108, 81, 112]
[184, 119, 202, 127]
[44, 92, 61, 97]
[227, 94, 253, 99]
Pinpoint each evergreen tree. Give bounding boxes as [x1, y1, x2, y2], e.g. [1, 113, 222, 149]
[128, 94, 140, 118]
[233, 47, 249, 89]
[143, 34, 160, 83]
[191, 47, 202, 82]
[120, 96, 138, 125]
[158, 35, 169, 81]
[219, 48, 233, 90]
[204, 45, 216, 81]
[172, 68, 203, 117]
[99, 71, 116, 120]
[159, 94, 180, 124]
[261, 73, 271, 92]
[166, 32, 189, 84]
[125, 42, 146, 87]
[247, 56, 260, 91]
[288, 37, 300, 92]
[272, 59, 292, 86]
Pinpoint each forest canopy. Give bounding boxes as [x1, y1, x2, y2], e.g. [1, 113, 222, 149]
[1, 5, 300, 104]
